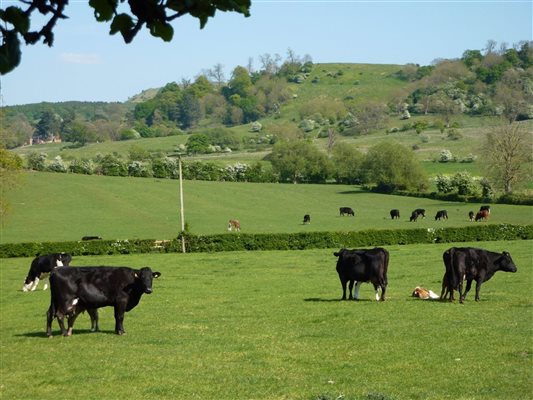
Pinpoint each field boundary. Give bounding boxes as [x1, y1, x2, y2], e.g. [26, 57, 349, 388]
[1, 224, 531, 258]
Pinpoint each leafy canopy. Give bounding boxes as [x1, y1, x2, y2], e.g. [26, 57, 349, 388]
[0, 0, 251, 74]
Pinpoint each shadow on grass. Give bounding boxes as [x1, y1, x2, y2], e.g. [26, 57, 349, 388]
[304, 297, 376, 302]
[16, 329, 116, 338]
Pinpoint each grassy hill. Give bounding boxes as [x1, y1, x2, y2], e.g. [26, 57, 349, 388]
[2, 172, 532, 243]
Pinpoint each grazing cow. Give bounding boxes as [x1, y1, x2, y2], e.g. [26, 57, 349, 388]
[468, 211, 475, 222]
[411, 286, 440, 300]
[303, 214, 311, 224]
[22, 253, 72, 292]
[81, 236, 102, 241]
[390, 209, 400, 220]
[410, 209, 425, 222]
[414, 209, 426, 218]
[480, 205, 491, 214]
[339, 207, 355, 217]
[435, 210, 448, 221]
[46, 266, 161, 336]
[333, 247, 389, 301]
[440, 247, 517, 303]
[227, 219, 241, 231]
[475, 210, 489, 222]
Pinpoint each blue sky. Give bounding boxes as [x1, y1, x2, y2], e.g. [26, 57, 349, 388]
[1, 0, 531, 106]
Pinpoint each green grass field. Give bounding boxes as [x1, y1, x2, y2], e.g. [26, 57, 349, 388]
[3, 172, 532, 244]
[1, 240, 531, 399]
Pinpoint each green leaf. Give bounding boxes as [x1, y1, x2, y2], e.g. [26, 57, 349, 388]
[110, 13, 134, 40]
[149, 21, 174, 42]
[89, 0, 117, 22]
[2, 6, 30, 34]
[0, 30, 21, 75]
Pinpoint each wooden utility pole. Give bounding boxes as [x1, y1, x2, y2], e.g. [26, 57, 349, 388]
[178, 155, 186, 253]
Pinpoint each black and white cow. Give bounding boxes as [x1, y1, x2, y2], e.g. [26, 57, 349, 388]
[339, 207, 355, 217]
[22, 253, 72, 292]
[390, 209, 400, 219]
[333, 247, 389, 301]
[468, 211, 475, 222]
[440, 247, 517, 303]
[435, 210, 448, 220]
[303, 214, 311, 224]
[46, 266, 161, 336]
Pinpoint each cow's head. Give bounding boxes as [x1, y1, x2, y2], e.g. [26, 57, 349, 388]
[135, 267, 161, 294]
[498, 252, 517, 273]
[333, 249, 348, 257]
[58, 253, 72, 266]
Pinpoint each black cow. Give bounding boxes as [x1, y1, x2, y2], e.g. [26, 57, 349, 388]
[435, 210, 448, 221]
[303, 214, 311, 224]
[339, 207, 355, 216]
[410, 209, 425, 222]
[81, 236, 102, 241]
[440, 247, 517, 303]
[414, 208, 426, 218]
[22, 253, 72, 292]
[333, 247, 389, 301]
[390, 209, 400, 219]
[468, 211, 475, 222]
[46, 266, 161, 337]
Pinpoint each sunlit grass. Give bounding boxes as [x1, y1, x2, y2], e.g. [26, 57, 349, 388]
[1, 240, 531, 399]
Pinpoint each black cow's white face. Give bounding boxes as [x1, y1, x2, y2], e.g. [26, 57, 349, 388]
[135, 267, 161, 294]
[499, 252, 517, 273]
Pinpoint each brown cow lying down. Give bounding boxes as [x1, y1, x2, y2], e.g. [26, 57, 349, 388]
[411, 286, 440, 300]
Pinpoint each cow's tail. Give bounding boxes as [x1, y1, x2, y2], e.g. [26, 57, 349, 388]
[444, 248, 460, 290]
[381, 248, 389, 286]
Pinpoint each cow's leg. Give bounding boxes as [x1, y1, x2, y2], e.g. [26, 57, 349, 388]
[379, 284, 386, 301]
[347, 280, 354, 300]
[56, 313, 67, 336]
[30, 277, 39, 291]
[474, 280, 482, 302]
[46, 305, 55, 337]
[340, 277, 348, 300]
[66, 312, 81, 336]
[114, 306, 126, 335]
[464, 279, 473, 301]
[353, 282, 362, 300]
[42, 276, 48, 291]
[88, 308, 99, 332]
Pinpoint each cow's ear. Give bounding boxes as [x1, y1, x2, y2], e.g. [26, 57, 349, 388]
[153, 272, 161, 278]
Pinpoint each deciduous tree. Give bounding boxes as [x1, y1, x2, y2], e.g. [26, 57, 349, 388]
[482, 122, 532, 194]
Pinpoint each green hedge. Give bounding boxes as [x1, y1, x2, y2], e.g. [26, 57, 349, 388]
[1, 224, 532, 258]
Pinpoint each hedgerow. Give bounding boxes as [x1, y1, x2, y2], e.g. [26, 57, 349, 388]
[1, 224, 531, 258]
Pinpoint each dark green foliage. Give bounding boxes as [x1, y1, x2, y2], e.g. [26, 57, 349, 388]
[2, 224, 531, 258]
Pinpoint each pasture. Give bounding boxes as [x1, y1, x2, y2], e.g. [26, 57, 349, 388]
[3, 172, 532, 244]
[1, 240, 531, 399]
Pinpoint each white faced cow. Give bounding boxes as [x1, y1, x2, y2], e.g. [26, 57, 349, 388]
[22, 253, 72, 292]
[46, 266, 161, 337]
[334, 247, 389, 301]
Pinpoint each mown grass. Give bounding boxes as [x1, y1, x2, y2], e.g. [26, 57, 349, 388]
[1, 240, 531, 399]
[3, 172, 532, 243]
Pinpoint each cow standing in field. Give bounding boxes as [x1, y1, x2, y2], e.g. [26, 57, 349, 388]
[334, 247, 389, 301]
[46, 266, 161, 336]
[435, 210, 448, 221]
[303, 214, 311, 224]
[228, 219, 241, 231]
[22, 253, 72, 292]
[475, 210, 489, 222]
[468, 211, 475, 222]
[339, 207, 355, 217]
[390, 209, 400, 219]
[440, 247, 517, 303]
